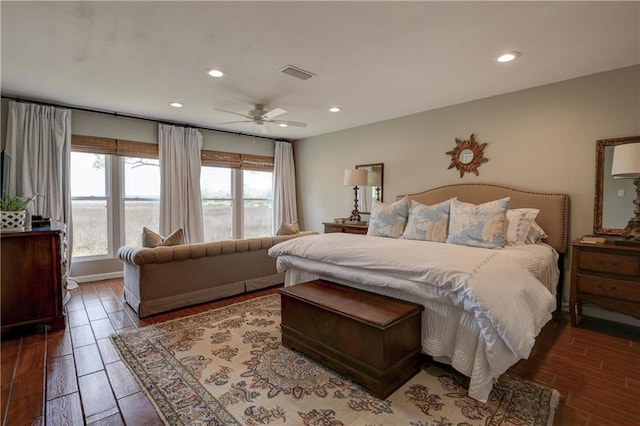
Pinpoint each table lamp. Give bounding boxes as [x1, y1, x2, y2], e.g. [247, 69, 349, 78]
[611, 142, 640, 242]
[344, 169, 368, 222]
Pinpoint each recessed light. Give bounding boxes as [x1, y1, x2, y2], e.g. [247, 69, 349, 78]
[207, 69, 224, 78]
[169, 102, 183, 108]
[497, 51, 521, 63]
[278, 123, 288, 128]
[329, 107, 341, 113]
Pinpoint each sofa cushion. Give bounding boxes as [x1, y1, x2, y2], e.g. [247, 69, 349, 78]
[142, 227, 185, 248]
[276, 221, 300, 235]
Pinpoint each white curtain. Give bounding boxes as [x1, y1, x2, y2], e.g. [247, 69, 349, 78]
[5, 101, 74, 279]
[158, 124, 204, 243]
[272, 141, 298, 233]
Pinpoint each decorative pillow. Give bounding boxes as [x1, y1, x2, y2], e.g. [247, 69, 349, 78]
[276, 221, 300, 236]
[447, 197, 510, 249]
[505, 208, 539, 246]
[142, 227, 185, 248]
[366, 197, 409, 238]
[401, 199, 453, 242]
[526, 221, 548, 244]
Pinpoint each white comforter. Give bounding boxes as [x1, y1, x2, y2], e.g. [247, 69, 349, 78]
[268, 233, 556, 401]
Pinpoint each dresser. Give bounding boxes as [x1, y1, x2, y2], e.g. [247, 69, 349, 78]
[569, 239, 640, 326]
[1, 224, 67, 333]
[323, 222, 368, 235]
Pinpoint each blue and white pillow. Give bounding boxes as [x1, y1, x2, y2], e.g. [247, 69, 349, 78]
[367, 197, 409, 238]
[447, 197, 510, 249]
[402, 199, 453, 242]
[506, 208, 539, 245]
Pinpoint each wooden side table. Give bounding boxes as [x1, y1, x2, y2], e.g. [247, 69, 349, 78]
[1, 224, 67, 333]
[569, 238, 640, 326]
[323, 222, 368, 235]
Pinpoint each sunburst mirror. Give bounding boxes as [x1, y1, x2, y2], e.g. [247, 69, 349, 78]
[446, 133, 488, 178]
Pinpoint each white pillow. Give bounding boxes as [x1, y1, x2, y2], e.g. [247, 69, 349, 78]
[366, 197, 409, 238]
[402, 199, 453, 242]
[505, 208, 539, 246]
[447, 198, 510, 249]
[526, 221, 548, 244]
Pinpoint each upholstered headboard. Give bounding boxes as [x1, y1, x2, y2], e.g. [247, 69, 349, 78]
[398, 183, 569, 253]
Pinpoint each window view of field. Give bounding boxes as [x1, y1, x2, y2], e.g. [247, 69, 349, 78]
[71, 154, 273, 258]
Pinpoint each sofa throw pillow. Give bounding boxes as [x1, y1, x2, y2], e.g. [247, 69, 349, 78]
[142, 227, 185, 248]
[401, 198, 453, 242]
[276, 221, 300, 236]
[505, 208, 539, 246]
[367, 196, 409, 238]
[447, 197, 510, 249]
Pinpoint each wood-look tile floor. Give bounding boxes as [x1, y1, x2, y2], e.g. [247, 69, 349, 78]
[1, 278, 638, 425]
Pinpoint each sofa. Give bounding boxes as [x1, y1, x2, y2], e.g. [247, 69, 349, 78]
[117, 232, 316, 318]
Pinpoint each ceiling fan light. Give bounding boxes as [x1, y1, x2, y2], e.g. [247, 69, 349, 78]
[278, 123, 288, 128]
[207, 69, 224, 78]
[169, 101, 183, 108]
[329, 107, 341, 112]
[496, 51, 520, 63]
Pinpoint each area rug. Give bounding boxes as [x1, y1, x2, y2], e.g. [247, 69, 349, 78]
[112, 294, 559, 426]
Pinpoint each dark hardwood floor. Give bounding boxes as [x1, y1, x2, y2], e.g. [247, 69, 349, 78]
[1, 278, 638, 425]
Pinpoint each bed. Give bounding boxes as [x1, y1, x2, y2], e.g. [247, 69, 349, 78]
[268, 183, 569, 402]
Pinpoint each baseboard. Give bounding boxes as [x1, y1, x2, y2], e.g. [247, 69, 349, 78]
[70, 271, 124, 284]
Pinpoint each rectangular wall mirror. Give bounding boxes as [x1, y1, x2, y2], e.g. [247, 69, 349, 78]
[594, 136, 640, 235]
[355, 163, 384, 215]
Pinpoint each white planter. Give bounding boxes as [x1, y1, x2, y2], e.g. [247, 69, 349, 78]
[1, 210, 26, 231]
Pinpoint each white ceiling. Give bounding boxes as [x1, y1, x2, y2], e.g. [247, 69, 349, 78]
[2, 2, 638, 141]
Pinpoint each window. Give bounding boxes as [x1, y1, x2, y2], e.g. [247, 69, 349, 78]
[123, 157, 160, 246]
[201, 166, 233, 242]
[71, 135, 275, 262]
[243, 170, 273, 238]
[70, 152, 110, 258]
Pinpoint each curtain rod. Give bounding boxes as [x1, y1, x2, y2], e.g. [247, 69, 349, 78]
[1, 95, 292, 143]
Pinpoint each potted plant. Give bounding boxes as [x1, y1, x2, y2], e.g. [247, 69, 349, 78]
[0, 194, 28, 231]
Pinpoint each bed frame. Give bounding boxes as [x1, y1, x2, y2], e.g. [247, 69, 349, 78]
[398, 183, 570, 309]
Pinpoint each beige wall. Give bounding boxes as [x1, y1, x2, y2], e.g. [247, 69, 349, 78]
[293, 65, 640, 325]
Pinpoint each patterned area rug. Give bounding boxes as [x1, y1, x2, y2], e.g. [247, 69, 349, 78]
[112, 294, 559, 426]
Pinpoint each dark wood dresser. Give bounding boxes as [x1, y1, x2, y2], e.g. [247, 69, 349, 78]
[1, 224, 67, 333]
[278, 280, 423, 398]
[569, 239, 640, 326]
[323, 221, 368, 235]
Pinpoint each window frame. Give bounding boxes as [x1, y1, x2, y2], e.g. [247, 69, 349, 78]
[70, 134, 276, 261]
[70, 152, 114, 261]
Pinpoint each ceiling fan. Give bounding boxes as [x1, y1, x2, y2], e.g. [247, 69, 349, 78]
[215, 104, 308, 134]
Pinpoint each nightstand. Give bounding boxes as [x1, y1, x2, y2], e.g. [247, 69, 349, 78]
[323, 222, 368, 235]
[569, 239, 640, 326]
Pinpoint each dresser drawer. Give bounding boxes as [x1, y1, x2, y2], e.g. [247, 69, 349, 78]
[577, 251, 640, 276]
[577, 275, 640, 302]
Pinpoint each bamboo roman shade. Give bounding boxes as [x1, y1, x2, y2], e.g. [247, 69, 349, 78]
[71, 134, 274, 170]
[201, 150, 241, 168]
[240, 154, 274, 171]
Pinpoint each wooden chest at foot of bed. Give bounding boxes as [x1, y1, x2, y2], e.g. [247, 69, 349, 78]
[278, 279, 424, 399]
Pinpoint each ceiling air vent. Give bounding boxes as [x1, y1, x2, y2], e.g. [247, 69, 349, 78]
[279, 65, 316, 80]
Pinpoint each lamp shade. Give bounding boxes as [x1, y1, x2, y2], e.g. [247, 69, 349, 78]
[612, 143, 640, 178]
[344, 169, 368, 186]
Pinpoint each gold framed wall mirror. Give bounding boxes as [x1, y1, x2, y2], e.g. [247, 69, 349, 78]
[594, 136, 640, 235]
[355, 163, 384, 215]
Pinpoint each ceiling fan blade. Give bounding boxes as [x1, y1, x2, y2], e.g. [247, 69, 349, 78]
[214, 108, 252, 120]
[216, 120, 252, 125]
[273, 120, 307, 128]
[262, 107, 287, 120]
